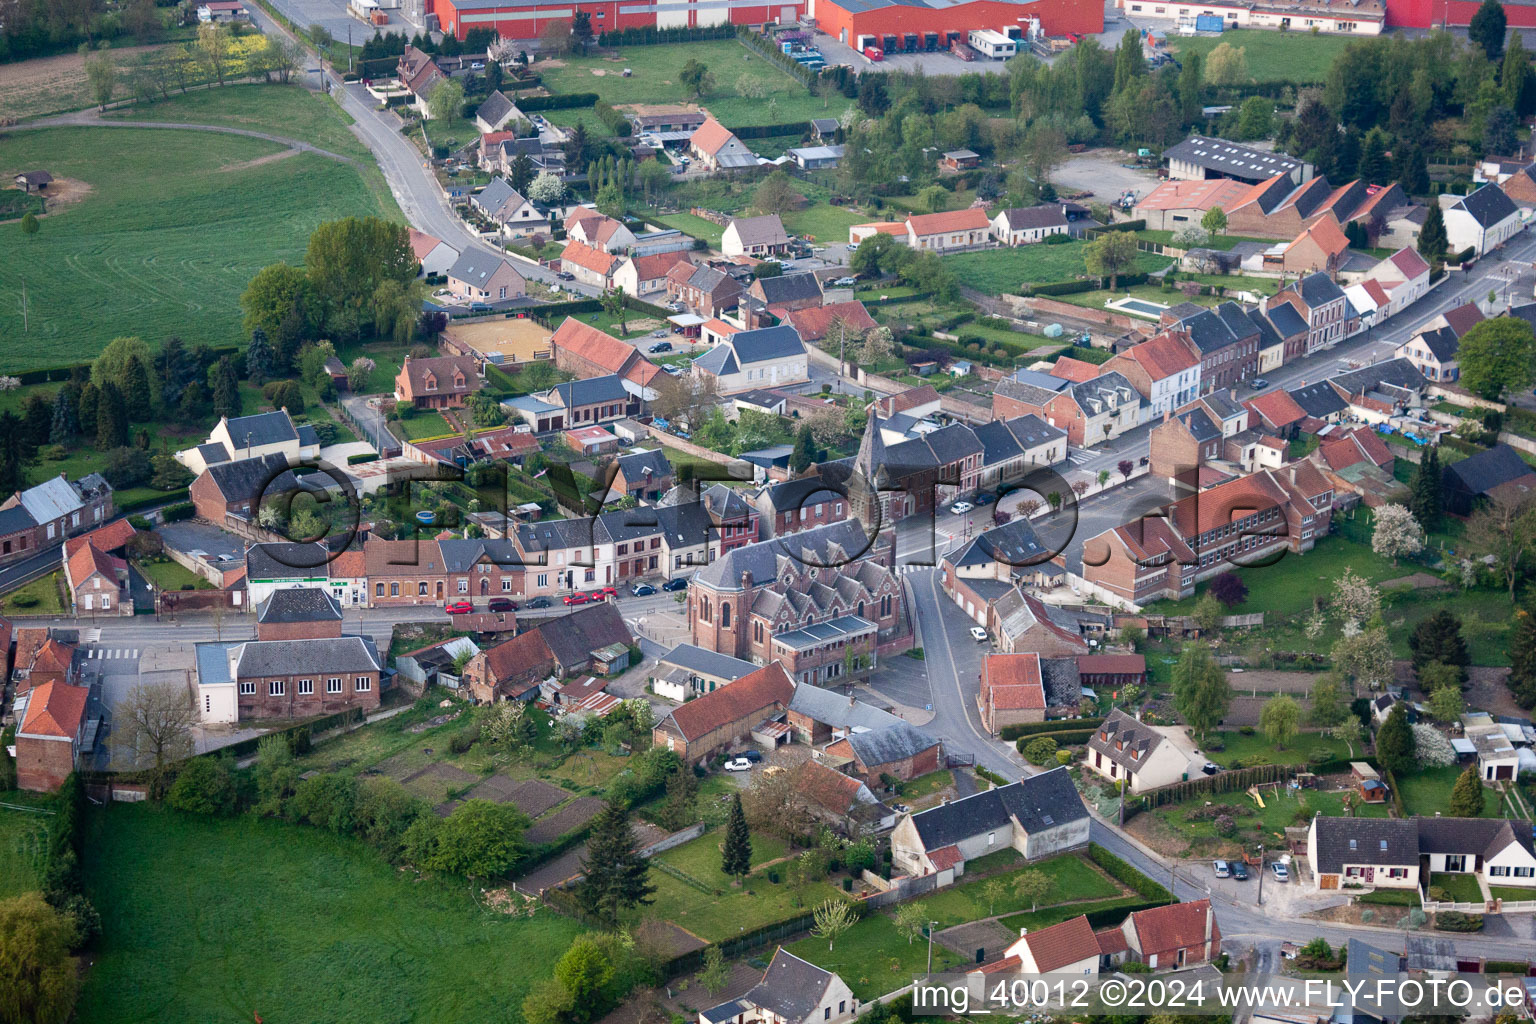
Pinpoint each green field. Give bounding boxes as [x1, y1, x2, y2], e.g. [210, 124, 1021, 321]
[1167, 29, 1358, 84]
[944, 242, 1174, 296]
[79, 802, 585, 1024]
[0, 122, 396, 369]
[784, 203, 867, 244]
[395, 411, 456, 441]
[0, 800, 53, 900]
[917, 853, 1122, 928]
[535, 41, 828, 128]
[656, 212, 726, 247]
[0, 572, 68, 616]
[135, 558, 214, 592]
[786, 914, 963, 1001]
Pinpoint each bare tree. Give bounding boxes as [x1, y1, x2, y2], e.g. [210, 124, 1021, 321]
[114, 681, 195, 796]
[1466, 490, 1536, 598]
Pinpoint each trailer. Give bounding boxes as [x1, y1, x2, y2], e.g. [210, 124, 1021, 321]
[950, 38, 979, 60]
[863, 46, 883, 61]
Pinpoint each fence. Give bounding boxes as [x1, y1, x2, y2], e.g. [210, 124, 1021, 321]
[858, 869, 940, 911]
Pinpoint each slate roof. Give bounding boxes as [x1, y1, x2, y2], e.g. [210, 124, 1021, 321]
[1087, 707, 1167, 773]
[1444, 444, 1536, 497]
[996, 205, 1070, 231]
[225, 410, 300, 449]
[727, 214, 790, 248]
[1288, 380, 1349, 418]
[1312, 815, 1534, 873]
[255, 586, 342, 624]
[232, 635, 381, 677]
[203, 453, 304, 505]
[614, 448, 672, 484]
[446, 251, 524, 290]
[535, 601, 632, 668]
[1181, 306, 1252, 355]
[756, 473, 848, 512]
[0, 504, 37, 537]
[752, 272, 822, 307]
[1163, 136, 1303, 180]
[730, 324, 806, 364]
[950, 518, 1047, 569]
[744, 949, 838, 1024]
[1409, 326, 1459, 362]
[693, 519, 872, 590]
[1330, 358, 1426, 396]
[789, 682, 901, 731]
[1293, 271, 1347, 308]
[1453, 182, 1519, 228]
[475, 176, 527, 219]
[656, 643, 756, 682]
[907, 766, 1087, 852]
[547, 374, 630, 409]
[475, 89, 516, 128]
[245, 541, 330, 580]
[1264, 301, 1309, 338]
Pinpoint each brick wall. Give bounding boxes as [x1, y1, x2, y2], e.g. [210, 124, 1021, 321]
[238, 671, 381, 719]
[16, 736, 75, 792]
[255, 619, 343, 642]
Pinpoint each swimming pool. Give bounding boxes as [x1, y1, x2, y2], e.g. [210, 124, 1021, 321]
[1106, 297, 1171, 319]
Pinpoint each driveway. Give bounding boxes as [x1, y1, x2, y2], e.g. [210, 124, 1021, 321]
[1054, 149, 1162, 205]
[340, 395, 399, 453]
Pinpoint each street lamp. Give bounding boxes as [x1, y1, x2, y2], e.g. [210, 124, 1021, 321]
[1256, 842, 1265, 906]
[926, 920, 939, 974]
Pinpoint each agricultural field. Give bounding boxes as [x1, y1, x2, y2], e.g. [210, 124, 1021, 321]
[943, 243, 1174, 296]
[0, 125, 396, 369]
[1167, 29, 1357, 84]
[79, 802, 585, 1024]
[1, 41, 186, 121]
[534, 41, 829, 128]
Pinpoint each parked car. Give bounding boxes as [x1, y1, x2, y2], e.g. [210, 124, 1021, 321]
[1249, 378, 1269, 389]
[487, 597, 517, 613]
[631, 583, 657, 596]
[1201, 761, 1220, 775]
[1270, 861, 1289, 883]
[556, 271, 574, 281]
[597, 586, 618, 599]
[1231, 862, 1249, 881]
[527, 596, 552, 609]
[563, 593, 591, 606]
[741, 750, 763, 763]
[723, 757, 753, 772]
[950, 501, 974, 515]
[1212, 860, 1231, 879]
[649, 341, 673, 353]
[832, 276, 856, 286]
[974, 492, 995, 506]
[662, 577, 688, 591]
[468, 302, 493, 312]
[969, 626, 988, 642]
[445, 601, 474, 615]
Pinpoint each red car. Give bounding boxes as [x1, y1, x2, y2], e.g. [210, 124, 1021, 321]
[598, 587, 618, 599]
[563, 592, 591, 606]
[445, 601, 473, 615]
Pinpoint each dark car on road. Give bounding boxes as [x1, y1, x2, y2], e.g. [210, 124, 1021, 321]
[487, 597, 517, 613]
[631, 583, 657, 596]
[527, 596, 551, 609]
[661, 578, 688, 591]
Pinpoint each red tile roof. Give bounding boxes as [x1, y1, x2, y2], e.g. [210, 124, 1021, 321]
[1076, 653, 1146, 675]
[552, 317, 635, 370]
[1095, 928, 1130, 955]
[981, 652, 1046, 710]
[1441, 301, 1485, 338]
[906, 208, 991, 236]
[661, 661, 794, 742]
[1130, 900, 1214, 958]
[564, 207, 605, 232]
[1287, 214, 1349, 260]
[328, 549, 366, 580]
[18, 680, 88, 739]
[1244, 389, 1307, 429]
[560, 239, 620, 277]
[1050, 356, 1102, 383]
[1359, 279, 1391, 309]
[974, 954, 1022, 975]
[64, 518, 136, 557]
[1388, 247, 1431, 280]
[927, 844, 964, 872]
[481, 628, 555, 681]
[628, 249, 693, 282]
[1017, 915, 1102, 972]
[797, 760, 866, 816]
[66, 541, 123, 591]
[1167, 472, 1288, 537]
[1134, 178, 1250, 212]
[408, 227, 443, 261]
[873, 384, 941, 416]
[30, 637, 76, 677]
[689, 117, 738, 157]
[1125, 331, 1199, 381]
[784, 301, 878, 342]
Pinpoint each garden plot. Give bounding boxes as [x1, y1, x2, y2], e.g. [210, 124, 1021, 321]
[399, 762, 480, 802]
[473, 775, 572, 817]
[525, 796, 607, 844]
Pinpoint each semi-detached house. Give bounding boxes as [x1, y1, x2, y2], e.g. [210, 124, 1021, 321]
[905, 208, 992, 253]
[1307, 815, 1536, 893]
[1103, 330, 1201, 420]
[1267, 272, 1349, 356]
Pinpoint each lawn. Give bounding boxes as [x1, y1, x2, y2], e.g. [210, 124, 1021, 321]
[1489, 885, 1536, 902]
[1137, 230, 1276, 252]
[647, 829, 841, 942]
[135, 558, 214, 592]
[395, 411, 455, 441]
[0, 571, 68, 616]
[997, 894, 1147, 934]
[785, 913, 962, 1001]
[1167, 29, 1358, 84]
[1203, 730, 1355, 768]
[917, 853, 1122, 928]
[1396, 766, 1503, 819]
[534, 41, 826, 129]
[333, 341, 415, 396]
[0, 798, 53, 900]
[784, 203, 867, 244]
[943, 243, 1174, 296]
[78, 802, 586, 1024]
[0, 126, 397, 368]
[656, 212, 726, 247]
[896, 768, 954, 801]
[1142, 785, 1387, 857]
[1429, 872, 1483, 903]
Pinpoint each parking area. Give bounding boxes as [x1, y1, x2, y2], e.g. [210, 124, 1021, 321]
[258, 0, 386, 46]
[1054, 149, 1162, 206]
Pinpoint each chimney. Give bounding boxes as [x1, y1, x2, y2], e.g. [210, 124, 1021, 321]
[741, 570, 753, 590]
[1018, 927, 1029, 937]
[1163, 409, 1171, 424]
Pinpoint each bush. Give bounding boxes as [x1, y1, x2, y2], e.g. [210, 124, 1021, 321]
[1435, 911, 1484, 931]
[1089, 843, 1172, 901]
[1214, 814, 1237, 837]
[1022, 736, 1059, 765]
[166, 758, 237, 815]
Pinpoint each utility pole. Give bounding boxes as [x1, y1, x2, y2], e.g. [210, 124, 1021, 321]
[926, 920, 937, 974]
[1256, 843, 1265, 906]
[18, 278, 27, 334]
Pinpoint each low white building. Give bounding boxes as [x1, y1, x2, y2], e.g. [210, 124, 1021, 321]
[176, 409, 320, 476]
[1083, 707, 1192, 793]
[1441, 184, 1522, 257]
[691, 324, 808, 395]
[991, 205, 1071, 246]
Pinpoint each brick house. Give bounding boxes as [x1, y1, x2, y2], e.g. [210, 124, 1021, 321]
[823, 721, 940, 784]
[651, 660, 796, 763]
[462, 628, 557, 703]
[200, 635, 382, 722]
[254, 586, 344, 641]
[978, 651, 1047, 732]
[445, 252, 526, 303]
[394, 354, 483, 410]
[1103, 331, 1201, 421]
[440, 537, 526, 605]
[666, 263, 743, 317]
[64, 541, 130, 616]
[1273, 214, 1350, 275]
[992, 371, 1146, 447]
[609, 449, 675, 502]
[14, 680, 91, 792]
[0, 473, 114, 563]
[12, 631, 81, 695]
[549, 317, 666, 392]
[1120, 900, 1221, 969]
[366, 538, 449, 606]
[1268, 273, 1349, 356]
[748, 473, 850, 539]
[1148, 404, 1224, 485]
[1170, 303, 1261, 392]
[189, 453, 304, 527]
[1244, 389, 1308, 439]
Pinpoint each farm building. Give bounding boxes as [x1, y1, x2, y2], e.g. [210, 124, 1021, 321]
[426, 0, 806, 39]
[812, 0, 1102, 51]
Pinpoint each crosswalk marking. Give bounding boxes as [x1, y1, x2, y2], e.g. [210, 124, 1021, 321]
[87, 648, 139, 660]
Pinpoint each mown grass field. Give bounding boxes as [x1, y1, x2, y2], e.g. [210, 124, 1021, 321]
[1167, 29, 1357, 84]
[1397, 766, 1504, 819]
[534, 41, 827, 127]
[0, 116, 397, 369]
[943, 242, 1174, 296]
[79, 803, 585, 1024]
[0, 799, 53, 900]
[918, 852, 1123, 928]
[786, 914, 963, 1001]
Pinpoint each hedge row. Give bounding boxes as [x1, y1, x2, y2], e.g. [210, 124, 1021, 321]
[13, 344, 238, 387]
[1000, 717, 1104, 741]
[738, 28, 817, 87]
[1022, 272, 1150, 297]
[1014, 728, 1096, 753]
[161, 501, 196, 523]
[117, 490, 188, 515]
[1089, 842, 1173, 902]
[731, 121, 812, 140]
[517, 93, 600, 112]
[216, 707, 365, 761]
[596, 23, 737, 45]
[1082, 899, 1170, 929]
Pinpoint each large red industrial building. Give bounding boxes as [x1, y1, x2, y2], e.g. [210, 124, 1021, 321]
[811, 0, 1102, 48]
[429, 0, 807, 39]
[1384, 0, 1536, 26]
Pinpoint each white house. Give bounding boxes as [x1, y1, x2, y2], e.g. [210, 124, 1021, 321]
[611, 251, 693, 299]
[890, 768, 1089, 883]
[1084, 707, 1192, 793]
[1362, 248, 1432, 317]
[691, 324, 809, 395]
[991, 206, 1071, 246]
[1102, 331, 1201, 421]
[1307, 815, 1536, 892]
[409, 228, 460, 279]
[1441, 184, 1521, 257]
[721, 214, 792, 258]
[906, 208, 992, 253]
[471, 177, 544, 240]
[176, 409, 320, 475]
[699, 950, 857, 1024]
[567, 211, 637, 253]
[984, 915, 1102, 976]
